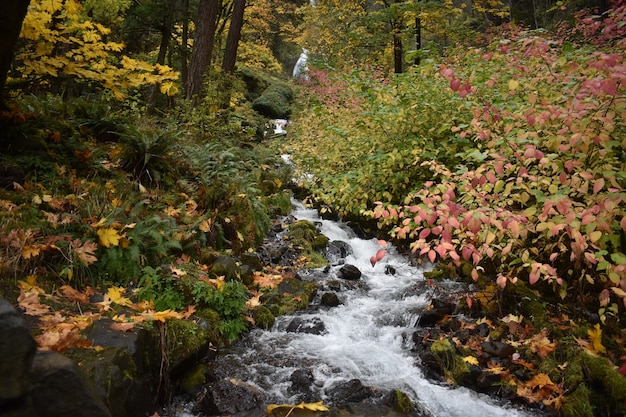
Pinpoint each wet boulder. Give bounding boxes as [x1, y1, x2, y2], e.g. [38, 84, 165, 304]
[328, 379, 374, 403]
[285, 317, 326, 335]
[196, 379, 261, 415]
[416, 299, 456, 327]
[321, 292, 341, 307]
[29, 351, 112, 417]
[480, 340, 516, 358]
[337, 264, 361, 280]
[288, 368, 317, 402]
[322, 241, 353, 266]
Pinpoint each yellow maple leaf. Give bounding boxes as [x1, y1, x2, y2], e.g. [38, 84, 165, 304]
[587, 324, 606, 354]
[21, 245, 41, 259]
[462, 355, 479, 365]
[107, 286, 133, 307]
[97, 227, 121, 248]
[266, 401, 329, 415]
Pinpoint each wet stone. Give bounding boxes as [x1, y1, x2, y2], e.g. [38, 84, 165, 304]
[328, 379, 374, 403]
[337, 264, 361, 280]
[322, 241, 353, 265]
[285, 317, 326, 335]
[321, 292, 341, 307]
[480, 340, 516, 358]
[195, 379, 261, 415]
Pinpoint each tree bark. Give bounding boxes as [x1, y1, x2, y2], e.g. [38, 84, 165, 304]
[392, 20, 403, 74]
[0, 0, 31, 105]
[148, 0, 176, 111]
[180, 0, 190, 96]
[186, 0, 219, 101]
[221, 0, 246, 74]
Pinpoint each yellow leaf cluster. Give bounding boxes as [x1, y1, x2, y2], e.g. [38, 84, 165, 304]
[16, 0, 180, 99]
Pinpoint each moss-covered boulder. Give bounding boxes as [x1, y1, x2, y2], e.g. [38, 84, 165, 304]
[252, 82, 294, 119]
[430, 338, 469, 384]
[260, 277, 318, 316]
[210, 255, 240, 281]
[253, 306, 275, 330]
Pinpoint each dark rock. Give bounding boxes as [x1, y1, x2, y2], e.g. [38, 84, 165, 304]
[337, 264, 361, 280]
[29, 351, 112, 417]
[0, 165, 25, 190]
[321, 292, 341, 307]
[475, 322, 490, 337]
[384, 265, 396, 275]
[210, 255, 240, 281]
[285, 317, 326, 335]
[416, 300, 456, 327]
[196, 379, 261, 415]
[0, 298, 37, 403]
[328, 379, 373, 403]
[86, 318, 156, 375]
[480, 340, 516, 358]
[240, 252, 263, 271]
[322, 241, 353, 265]
[289, 368, 316, 402]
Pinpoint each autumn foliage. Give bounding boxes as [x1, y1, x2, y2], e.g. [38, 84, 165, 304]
[288, 11, 626, 321]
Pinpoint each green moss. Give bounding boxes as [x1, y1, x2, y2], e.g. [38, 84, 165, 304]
[288, 220, 317, 241]
[537, 357, 560, 382]
[253, 306, 275, 330]
[179, 363, 207, 394]
[166, 319, 208, 364]
[392, 389, 413, 413]
[304, 251, 329, 268]
[581, 353, 626, 404]
[312, 234, 329, 250]
[562, 383, 593, 417]
[430, 338, 469, 384]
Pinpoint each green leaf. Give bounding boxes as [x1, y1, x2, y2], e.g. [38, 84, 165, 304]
[610, 253, 626, 265]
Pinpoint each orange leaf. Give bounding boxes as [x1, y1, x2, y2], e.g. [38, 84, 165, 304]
[110, 322, 135, 332]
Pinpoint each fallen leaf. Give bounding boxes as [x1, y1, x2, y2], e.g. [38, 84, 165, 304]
[529, 330, 556, 358]
[97, 227, 121, 248]
[266, 401, 329, 415]
[58, 285, 89, 303]
[107, 286, 133, 307]
[587, 323, 606, 354]
[110, 322, 135, 332]
[463, 356, 479, 365]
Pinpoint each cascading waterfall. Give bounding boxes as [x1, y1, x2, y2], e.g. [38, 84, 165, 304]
[199, 200, 539, 417]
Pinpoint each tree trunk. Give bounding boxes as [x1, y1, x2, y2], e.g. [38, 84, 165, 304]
[148, 0, 175, 112]
[392, 20, 403, 74]
[186, 0, 219, 101]
[414, 16, 421, 66]
[180, 0, 190, 96]
[222, 0, 246, 74]
[0, 0, 31, 105]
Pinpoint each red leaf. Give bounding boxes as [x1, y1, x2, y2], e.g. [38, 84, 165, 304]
[450, 78, 461, 91]
[428, 250, 437, 263]
[375, 249, 386, 261]
[593, 178, 605, 194]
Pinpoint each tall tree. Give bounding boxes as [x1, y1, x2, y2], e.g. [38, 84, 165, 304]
[222, 0, 246, 74]
[186, 0, 219, 100]
[0, 0, 30, 104]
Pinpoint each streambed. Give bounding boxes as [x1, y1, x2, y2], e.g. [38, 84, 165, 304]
[167, 200, 543, 417]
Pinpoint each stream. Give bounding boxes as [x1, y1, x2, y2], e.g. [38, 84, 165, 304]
[171, 200, 541, 417]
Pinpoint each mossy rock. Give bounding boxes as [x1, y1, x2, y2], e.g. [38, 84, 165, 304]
[179, 363, 208, 394]
[253, 306, 275, 330]
[430, 338, 469, 384]
[259, 277, 318, 316]
[391, 389, 413, 414]
[166, 319, 209, 374]
[288, 220, 317, 241]
[562, 352, 626, 417]
[194, 308, 222, 344]
[209, 255, 240, 281]
[252, 82, 294, 118]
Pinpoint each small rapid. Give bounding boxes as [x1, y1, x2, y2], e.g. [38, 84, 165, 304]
[198, 200, 539, 417]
